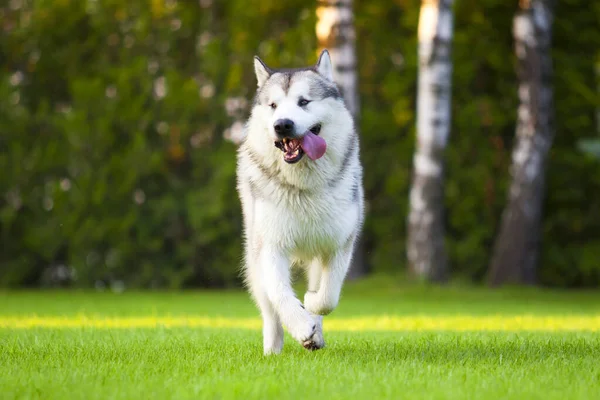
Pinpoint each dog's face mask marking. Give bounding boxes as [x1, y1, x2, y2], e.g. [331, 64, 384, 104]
[253, 50, 339, 164]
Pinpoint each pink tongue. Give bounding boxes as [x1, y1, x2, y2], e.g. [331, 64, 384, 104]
[300, 131, 327, 160]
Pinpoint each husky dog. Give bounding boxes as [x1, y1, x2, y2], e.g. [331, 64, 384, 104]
[236, 50, 364, 354]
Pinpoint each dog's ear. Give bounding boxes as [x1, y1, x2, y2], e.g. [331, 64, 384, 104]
[254, 56, 272, 88]
[315, 49, 334, 82]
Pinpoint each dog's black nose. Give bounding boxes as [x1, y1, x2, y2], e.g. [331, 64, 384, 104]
[274, 119, 295, 136]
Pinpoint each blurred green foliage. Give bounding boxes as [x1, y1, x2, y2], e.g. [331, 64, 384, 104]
[0, 0, 599, 288]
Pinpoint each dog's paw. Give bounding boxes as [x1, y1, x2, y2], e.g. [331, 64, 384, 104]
[303, 290, 321, 315]
[282, 301, 327, 350]
[302, 325, 325, 351]
[263, 334, 284, 355]
[291, 320, 317, 343]
[304, 290, 337, 316]
[263, 345, 283, 356]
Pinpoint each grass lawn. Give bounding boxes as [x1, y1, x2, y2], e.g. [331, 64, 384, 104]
[2, 277, 600, 399]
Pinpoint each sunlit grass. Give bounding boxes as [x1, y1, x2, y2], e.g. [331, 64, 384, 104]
[2, 314, 600, 331]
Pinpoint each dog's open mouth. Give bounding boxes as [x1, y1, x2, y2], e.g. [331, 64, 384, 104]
[274, 124, 322, 164]
[275, 137, 304, 163]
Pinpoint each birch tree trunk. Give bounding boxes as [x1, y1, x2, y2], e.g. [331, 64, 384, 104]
[488, 0, 555, 286]
[316, 0, 364, 278]
[316, 0, 359, 116]
[407, 0, 454, 282]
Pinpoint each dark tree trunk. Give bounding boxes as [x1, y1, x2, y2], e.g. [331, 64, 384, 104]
[316, 0, 366, 279]
[407, 0, 454, 282]
[488, 0, 555, 286]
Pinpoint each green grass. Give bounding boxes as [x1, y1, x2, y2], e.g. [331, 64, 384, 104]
[2, 277, 600, 399]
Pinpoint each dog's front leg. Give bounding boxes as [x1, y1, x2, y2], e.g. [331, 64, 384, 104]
[304, 245, 354, 316]
[247, 278, 284, 355]
[259, 248, 321, 350]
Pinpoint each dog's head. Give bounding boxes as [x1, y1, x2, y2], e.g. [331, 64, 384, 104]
[247, 50, 352, 165]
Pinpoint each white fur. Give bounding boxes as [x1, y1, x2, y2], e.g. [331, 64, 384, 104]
[237, 51, 364, 354]
[254, 57, 272, 88]
[316, 50, 335, 82]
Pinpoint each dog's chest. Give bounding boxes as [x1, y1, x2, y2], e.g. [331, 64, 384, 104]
[256, 189, 357, 258]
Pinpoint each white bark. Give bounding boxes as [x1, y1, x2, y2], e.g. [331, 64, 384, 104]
[316, 0, 359, 117]
[407, 0, 454, 281]
[489, 0, 555, 286]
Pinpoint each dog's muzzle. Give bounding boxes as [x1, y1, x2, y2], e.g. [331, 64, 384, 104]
[274, 124, 322, 164]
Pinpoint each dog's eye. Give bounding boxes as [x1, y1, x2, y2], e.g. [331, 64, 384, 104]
[298, 99, 310, 107]
[269, 103, 277, 110]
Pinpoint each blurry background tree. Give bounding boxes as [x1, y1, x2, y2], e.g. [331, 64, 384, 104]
[1, 0, 599, 289]
[488, 0, 555, 286]
[577, 59, 600, 160]
[315, 0, 366, 278]
[407, 0, 454, 282]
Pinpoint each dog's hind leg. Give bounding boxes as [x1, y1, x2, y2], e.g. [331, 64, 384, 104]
[304, 241, 355, 316]
[304, 261, 325, 349]
[258, 248, 321, 350]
